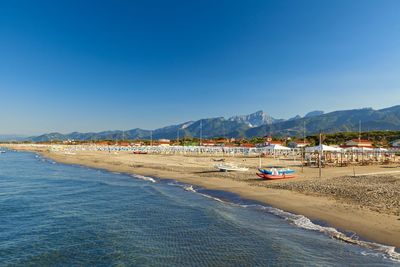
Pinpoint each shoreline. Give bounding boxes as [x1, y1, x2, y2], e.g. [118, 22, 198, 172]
[3, 144, 400, 251]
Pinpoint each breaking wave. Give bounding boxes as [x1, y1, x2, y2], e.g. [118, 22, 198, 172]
[131, 174, 156, 183]
[259, 206, 400, 262]
[173, 181, 400, 262]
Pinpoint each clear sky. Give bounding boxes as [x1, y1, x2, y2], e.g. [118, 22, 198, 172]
[1, 0, 400, 135]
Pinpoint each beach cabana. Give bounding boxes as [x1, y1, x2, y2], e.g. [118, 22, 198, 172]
[305, 145, 343, 166]
[343, 147, 377, 164]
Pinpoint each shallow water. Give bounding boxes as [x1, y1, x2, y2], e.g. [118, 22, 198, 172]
[0, 150, 398, 266]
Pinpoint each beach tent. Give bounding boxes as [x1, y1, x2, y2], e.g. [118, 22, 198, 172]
[305, 145, 342, 152]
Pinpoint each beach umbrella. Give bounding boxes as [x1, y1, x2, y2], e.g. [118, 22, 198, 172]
[265, 144, 291, 151]
[305, 145, 342, 152]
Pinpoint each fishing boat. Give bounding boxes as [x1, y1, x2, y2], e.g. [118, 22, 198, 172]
[258, 168, 295, 175]
[256, 173, 296, 180]
[215, 163, 248, 172]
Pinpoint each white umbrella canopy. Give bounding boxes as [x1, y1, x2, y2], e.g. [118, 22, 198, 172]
[305, 145, 343, 152]
[265, 144, 291, 150]
[344, 147, 376, 152]
[344, 147, 358, 152]
[360, 147, 373, 151]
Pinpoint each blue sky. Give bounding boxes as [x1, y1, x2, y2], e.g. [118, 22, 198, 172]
[1, 0, 400, 134]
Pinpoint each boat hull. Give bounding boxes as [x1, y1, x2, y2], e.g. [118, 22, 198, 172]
[215, 164, 248, 172]
[256, 173, 296, 180]
[258, 169, 295, 175]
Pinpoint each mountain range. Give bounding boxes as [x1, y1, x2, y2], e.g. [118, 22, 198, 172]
[18, 105, 400, 142]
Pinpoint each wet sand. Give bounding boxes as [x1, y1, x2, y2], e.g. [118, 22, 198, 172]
[4, 144, 400, 249]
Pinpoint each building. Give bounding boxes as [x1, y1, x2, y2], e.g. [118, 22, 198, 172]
[202, 140, 216, 146]
[96, 141, 111, 146]
[264, 135, 273, 142]
[392, 139, 400, 147]
[257, 140, 283, 147]
[62, 139, 76, 144]
[158, 139, 171, 146]
[344, 139, 373, 148]
[288, 140, 311, 148]
[132, 141, 144, 147]
[263, 140, 283, 146]
[240, 143, 255, 148]
[117, 141, 131, 146]
[262, 135, 283, 146]
[214, 138, 229, 146]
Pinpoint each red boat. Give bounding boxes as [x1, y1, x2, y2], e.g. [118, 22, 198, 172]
[256, 173, 296, 180]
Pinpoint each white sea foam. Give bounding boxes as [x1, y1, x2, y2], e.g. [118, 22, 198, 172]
[197, 192, 227, 203]
[177, 183, 400, 262]
[181, 185, 227, 203]
[258, 206, 400, 262]
[132, 174, 156, 183]
[35, 154, 56, 164]
[183, 185, 196, 192]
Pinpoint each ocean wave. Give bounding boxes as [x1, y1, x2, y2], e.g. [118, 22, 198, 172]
[183, 185, 196, 192]
[261, 206, 400, 262]
[131, 174, 156, 183]
[181, 184, 227, 203]
[35, 154, 56, 164]
[196, 191, 227, 204]
[173, 182, 400, 262]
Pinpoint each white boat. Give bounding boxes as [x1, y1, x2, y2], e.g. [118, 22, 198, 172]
[214, 163, 249, 172]
[0, 150, 6, 154]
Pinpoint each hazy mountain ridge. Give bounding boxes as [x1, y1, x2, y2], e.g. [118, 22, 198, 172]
[305, 110, 324, 118]
[24, 105, 400, 142]
[228, 110, 279, 127]
[245, 106, 400, 137]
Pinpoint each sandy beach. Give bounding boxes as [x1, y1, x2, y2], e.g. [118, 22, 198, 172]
[3, 144, 400, 250]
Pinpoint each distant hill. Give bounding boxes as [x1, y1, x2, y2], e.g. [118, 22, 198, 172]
[26, 105, 400, 142]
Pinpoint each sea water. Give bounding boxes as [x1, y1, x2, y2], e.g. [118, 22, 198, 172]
[0, 150, 398, 266]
